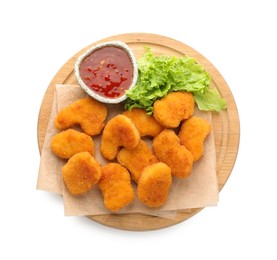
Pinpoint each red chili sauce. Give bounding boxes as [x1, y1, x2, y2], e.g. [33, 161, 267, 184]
[79, 46, 133, 98]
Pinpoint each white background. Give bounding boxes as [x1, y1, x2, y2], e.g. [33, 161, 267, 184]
[1, 0, 276, 259]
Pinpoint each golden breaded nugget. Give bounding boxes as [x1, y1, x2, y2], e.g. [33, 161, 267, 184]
[153, 91, 194, 128]
[153, 129, 193, 178]
[117, 140, 158, 183]
[137, 162, 172, 207]
[100, 115, 140, 160]
[98, 163, 134, 212]
[179, 116, 211, 161]
[62, 152, 101, 195]
[50, 129, 94, 159]
[54, 97, 107, 136]
[122, 108, 163, 137]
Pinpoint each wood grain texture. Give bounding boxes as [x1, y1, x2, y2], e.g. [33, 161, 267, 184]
[37, 33, 240, 231]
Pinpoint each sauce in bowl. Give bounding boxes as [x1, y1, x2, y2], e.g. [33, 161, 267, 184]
[75, 41, 138, 104]
[80, 46, 133, 98]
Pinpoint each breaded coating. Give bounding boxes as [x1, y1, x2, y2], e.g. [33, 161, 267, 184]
[100, 115, 140, 160]
[153, 129, 193, 178]
[62, 152, 101, 195]
[117, 140, 159, 183]
[153, 91, 194, 128]
[54, 97, 107, 136]
[50, 129, 94, 159]
[122, 108, 163, 137]
[178, 116, 211, 161]
[137, 162, 172, 207]
[98, 163, 134, 212]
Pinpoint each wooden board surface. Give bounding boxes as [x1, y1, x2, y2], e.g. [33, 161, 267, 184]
[37, 33, 240, 231]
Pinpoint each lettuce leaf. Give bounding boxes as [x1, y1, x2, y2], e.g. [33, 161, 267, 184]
[194, 87, 226, 112]
[125, 48, 226, 114]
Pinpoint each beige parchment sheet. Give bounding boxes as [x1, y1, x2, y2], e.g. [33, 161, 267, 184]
[37, 84, 218, 219]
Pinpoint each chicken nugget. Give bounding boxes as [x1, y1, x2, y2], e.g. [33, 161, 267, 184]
[54, 97, 107, 136]
[178, 116, 211, 161]
[137, 162, 172, 207]
[100, 115, 140, 160]
[117, 140, 159, 183]
[153, 91, 194, 128]
[122, 108, 163, 137]
[50, 129, 94, 159]
[98, 163, 134, 212]
[62, 152, 101, 195]
[153, 129, 193, 178]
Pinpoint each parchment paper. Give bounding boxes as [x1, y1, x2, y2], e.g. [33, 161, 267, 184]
[37, 84, 218, 218]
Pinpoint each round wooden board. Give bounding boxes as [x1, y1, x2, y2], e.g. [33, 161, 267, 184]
[37, 33, 240, 231]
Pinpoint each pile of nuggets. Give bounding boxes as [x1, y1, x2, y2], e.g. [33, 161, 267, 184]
[51, 91, 211, 212]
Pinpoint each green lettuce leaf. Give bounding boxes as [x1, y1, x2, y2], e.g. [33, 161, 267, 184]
[125, 48, 226, 114]
[194, 87, 227, 112]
